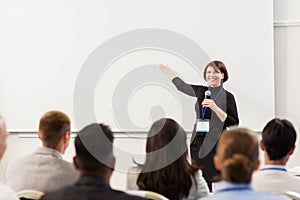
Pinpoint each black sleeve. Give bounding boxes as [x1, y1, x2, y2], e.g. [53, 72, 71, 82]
[224, 92, 239, 127]
[172, 77, 199, 97]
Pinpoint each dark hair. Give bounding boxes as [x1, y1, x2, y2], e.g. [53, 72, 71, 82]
[262, 118, 296, 160]
[38, 110, 70, 148]
[203, 60, 229, 83]
[217, 128, 258, 184]
[137, 118, 197, 200]
[75, 123, 114, 173]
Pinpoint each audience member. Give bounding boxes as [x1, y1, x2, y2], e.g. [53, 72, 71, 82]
[40, 123, 146, 200]
[0, 116, 19, 200]
[201, 128, 289, 200]
[127, 118, 209, 200]
[252, 118, 300, 193]
[5, 110, 78, 192]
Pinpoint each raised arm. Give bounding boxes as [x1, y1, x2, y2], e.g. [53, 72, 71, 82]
[159, 64, 198, 97]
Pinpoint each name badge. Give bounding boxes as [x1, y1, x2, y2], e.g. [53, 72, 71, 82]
[196, 119, 210, 133]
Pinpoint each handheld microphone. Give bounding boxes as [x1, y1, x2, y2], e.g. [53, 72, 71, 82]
[204, 90, 211, 99]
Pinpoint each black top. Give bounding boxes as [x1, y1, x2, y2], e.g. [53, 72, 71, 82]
[40, 175, 147, 200]
[172, 77, 239, 129]
[172, 77, 239, 190]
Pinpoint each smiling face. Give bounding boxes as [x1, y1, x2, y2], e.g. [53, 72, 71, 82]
[205, 66, 224, 87]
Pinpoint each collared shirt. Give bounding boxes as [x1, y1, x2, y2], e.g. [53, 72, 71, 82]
[5, 146, 79, 193]
[35, 147, 63, 159]
[201, 181, 289, 200]
[252, 164, 300, 193]
[260, 165, 287, 171]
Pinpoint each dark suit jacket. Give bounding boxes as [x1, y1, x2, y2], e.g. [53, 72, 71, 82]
[40, 175, 147, 200]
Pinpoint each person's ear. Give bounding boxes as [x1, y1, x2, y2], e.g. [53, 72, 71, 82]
[255, 160, 260, 170]
[38, 132, 42, 140]
[289, 145, 296, 156]
[259, 140, 265, 151]
[73, 156, 79, 170]
[214, 155, 222, 170]
[63, 131, 70, 143]
[221, 73, 224, 79]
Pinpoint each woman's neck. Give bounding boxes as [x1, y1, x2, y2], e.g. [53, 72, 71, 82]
[209, 84, 223, 91]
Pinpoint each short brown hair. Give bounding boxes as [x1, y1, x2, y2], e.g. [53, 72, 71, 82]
[203, 60, 229, 83]
[217, 128, 258, 184]
[39, 111, 70, 148]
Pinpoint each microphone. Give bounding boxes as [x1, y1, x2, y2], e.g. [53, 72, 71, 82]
[204, 90, 211, 99]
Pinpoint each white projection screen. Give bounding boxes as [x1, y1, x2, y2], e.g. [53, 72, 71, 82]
[0, 0, 274, 132]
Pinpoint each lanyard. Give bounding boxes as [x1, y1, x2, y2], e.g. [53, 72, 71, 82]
[201, 87, 223, 120]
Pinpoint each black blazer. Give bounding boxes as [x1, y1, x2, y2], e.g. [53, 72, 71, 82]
[40, 175, 147, 200]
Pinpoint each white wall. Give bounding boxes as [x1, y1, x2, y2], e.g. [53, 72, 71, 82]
[274, 0, 300, 168]
[0, 0, 275, 132]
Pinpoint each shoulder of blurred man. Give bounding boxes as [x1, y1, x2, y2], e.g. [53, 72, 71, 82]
[40, 175, 147, 200]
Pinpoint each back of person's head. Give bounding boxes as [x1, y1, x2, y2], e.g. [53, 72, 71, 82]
[137, 118, 195, 200]
[0, 116, 8, 159]
[262, 118, 297, 160]
[38, 110, 71, 150]
[215, 128, 259, 184]
[145, 118, 187, 162]
[74, 123, 114, 177]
